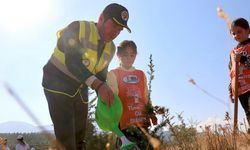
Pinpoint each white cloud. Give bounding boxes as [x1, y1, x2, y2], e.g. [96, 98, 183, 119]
[197, 117, 248, 133]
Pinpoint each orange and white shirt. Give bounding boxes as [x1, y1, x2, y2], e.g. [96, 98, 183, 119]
[107, 66, 148, 130]
[229, 42, 250, 96]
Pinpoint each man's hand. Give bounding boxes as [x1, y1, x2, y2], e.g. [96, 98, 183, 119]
[97, 83, 114, 107]
[92, 79, 114, 107]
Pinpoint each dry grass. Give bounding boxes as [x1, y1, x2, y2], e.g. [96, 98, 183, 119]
[143, 55, 250, 150]
[142, 109, 250, 150]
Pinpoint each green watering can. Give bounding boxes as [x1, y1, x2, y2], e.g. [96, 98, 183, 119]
[95, 94, 137, 150]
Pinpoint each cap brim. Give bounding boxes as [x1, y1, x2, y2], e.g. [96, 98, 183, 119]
[124, 26, 131, 33]
[112, 18, 131, 33]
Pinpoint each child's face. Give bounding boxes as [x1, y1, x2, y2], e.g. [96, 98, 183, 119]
[118, 47, 136, 69]
[230, 25, 250, 43]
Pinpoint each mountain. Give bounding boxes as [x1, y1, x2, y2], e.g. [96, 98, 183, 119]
[0, 121, 54, 133]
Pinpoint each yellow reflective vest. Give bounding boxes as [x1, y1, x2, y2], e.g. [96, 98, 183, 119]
[50, 21, 115, 82]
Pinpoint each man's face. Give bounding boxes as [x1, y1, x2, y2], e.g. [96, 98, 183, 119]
[230, 26, 250, 43]
[99, 17, 123, 42]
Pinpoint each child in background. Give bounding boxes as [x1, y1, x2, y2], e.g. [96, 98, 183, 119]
[15, 135, 30, 150]
[228, 18, 250, 132]
[107, 40, 157, 149]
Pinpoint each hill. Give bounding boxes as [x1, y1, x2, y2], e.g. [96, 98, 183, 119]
[0, 121, 53, 133]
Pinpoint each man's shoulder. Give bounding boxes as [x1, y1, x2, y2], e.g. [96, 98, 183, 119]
[67, 21, 80, 31]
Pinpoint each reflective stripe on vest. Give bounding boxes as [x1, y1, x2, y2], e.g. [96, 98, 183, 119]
[50, 21, 115, 81]
[49, 55, 79, 81]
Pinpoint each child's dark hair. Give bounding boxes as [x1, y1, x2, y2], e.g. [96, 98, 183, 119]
[117, 40, 137, 55]
[231, 18, 249, 29]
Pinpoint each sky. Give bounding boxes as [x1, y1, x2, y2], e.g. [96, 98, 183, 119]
[0, 0, 250, 129]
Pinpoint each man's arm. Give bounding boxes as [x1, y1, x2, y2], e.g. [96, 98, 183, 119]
[57, 21, 114, 106]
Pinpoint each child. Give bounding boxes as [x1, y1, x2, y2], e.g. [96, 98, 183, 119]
[107, 40, 157, 149]
[228, 18, 250, 132]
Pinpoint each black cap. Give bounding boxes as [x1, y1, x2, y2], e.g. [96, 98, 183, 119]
[103, 3, 131, 33]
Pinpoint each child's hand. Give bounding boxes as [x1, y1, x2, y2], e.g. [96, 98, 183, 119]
[234, 53, 241, 62]
[228, 83, 234, 103]
[229, 92, 234, 103]
[150, 114, 158, 125]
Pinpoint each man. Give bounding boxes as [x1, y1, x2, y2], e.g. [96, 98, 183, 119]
[42, 3, 131, 150]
